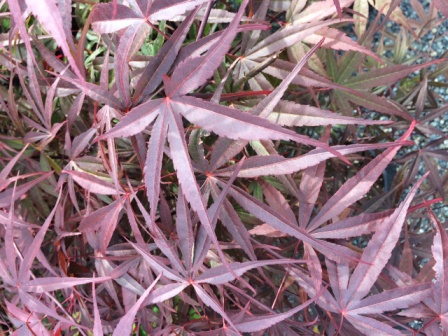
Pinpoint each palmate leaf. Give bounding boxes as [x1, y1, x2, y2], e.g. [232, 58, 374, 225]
[307, 122, 415, 232]
[144, 106, 168, 221]
[293, 170, 431, 334]
[234, 294, 319, 333]
[17, 291, 82, 330]
[193, 284, 239, 331]
[195, 259, 304, 285]
[78, 197, 126, 232]
[63, 170, 122, 195]
[246, 19, 345, 59]
[348, 283, 432, 315]
[115, 22, 149, 106]
[91, 3, 143, 34]
[147, 0, 209, 21]
[170, 96, 349, 164]
[299, 127, 330, 227]
[0, 172, 54, 208]
[92, 281, 103, 336]
[292, 0, 354, 23]
[97, 99, 162, 140]
[310, 210, 394, 239]
[344, 173, 429, 306]
[91, 0, 208, 34]
[133, 7, 200, 104]
[175, 188, 194, 272]
[22, 0, 83, 79]
[298, 27, 382, 62]
[215, 140, 412, 178]
[166, 109, 253, 286]
[56, 74, 124, 111]
[112, 273, 161, 336]
[165, 0, 248, 97]
[344, 60, 444, 90]
[221, 179, 359, 264]
[266, 100, 390, 127]
[17, 194, 61, 282]
[21, 276, 111, 293]
[100, 56, 358, 251]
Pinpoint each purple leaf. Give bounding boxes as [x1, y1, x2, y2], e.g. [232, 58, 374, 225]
[291, 266, 340, 313]
[79, 198, 125, 244]
[433, 0, 448, 17]
[345, 172, 429, 306]
[26, 52, 45, 118]
[165, 0, 248, 97]
[224, 182, 359, 263]
[33, 39, 76, 79]
[56, 74, 123, 111]
[147, 0, 209, 22]
[0, 172, 54, 208]
[21, 276, 111, 293]
[311, 210, 394, 239]
[115, 22, 147, 106]
[209, 137, 247, 171]
[348, 283, 432, 315]
[175, 191, 194, 272]
[195, 259, 302, 285]
[299, 127, 329, 227]
[112, 273, 161, 336]
[18, 194, 61, 282]
[70, 129, 96, 159]
[293, 0, 353, 23]
[91, 3, 143, 34]
[267, 100, 391, 127]
[192, 161, 248, 271]
[18, 291, 81, 329]
[63, 170, 122, 195]
[193, 284, 238, 331]
[247, 19, 345, 59]
[133, 7, 200, 104]
[235, 295, 316, 332]
[333, 0, 342, 18]
[167, 109, 253, 286]
[346, 60, 443, 90]
[308, 123, 415, 231]
[130, 241, 185, 283]
[171, 96, 346, 159]
[325, 258, 349, 304]
[166, 107, 211, 231]
[216, 141, 412, 178]
[92, 281, 103, 336]
[252, 38, 325, 119]
[24, 0, 83, 79]
[260, 180, 297, 225]
[144, 282, 189, 304]
[144, 107, 168, 219]
[302, 27, 383, 62]
[67, 93, 86, 128]
[345, 314, 403, 336]
[430, 209, 448, 314]
[97, 99, 162, 140]
[0, 145, 29, 186]
[339, 90, 413, 121]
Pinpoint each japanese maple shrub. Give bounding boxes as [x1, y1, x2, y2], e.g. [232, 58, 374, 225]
[0, 0, 447, 335]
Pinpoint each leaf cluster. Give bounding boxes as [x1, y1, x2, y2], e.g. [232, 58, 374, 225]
[0, 0, 447, 335]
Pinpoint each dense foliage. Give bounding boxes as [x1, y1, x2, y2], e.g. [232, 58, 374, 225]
[0, 0, 447, 334]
